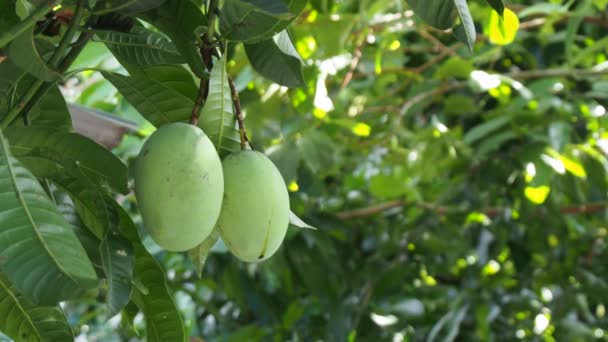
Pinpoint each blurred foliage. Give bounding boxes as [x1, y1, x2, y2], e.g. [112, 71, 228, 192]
[2, 0, 608, 341]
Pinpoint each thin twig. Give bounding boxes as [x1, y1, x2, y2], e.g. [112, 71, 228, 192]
[227, 76, 252, 150]
[339, 33, 367, 91]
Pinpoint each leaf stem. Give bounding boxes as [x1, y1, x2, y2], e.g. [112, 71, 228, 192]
[0, 0, 61, 48]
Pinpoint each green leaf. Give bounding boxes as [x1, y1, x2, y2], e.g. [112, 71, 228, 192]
[198, 56, 241, 157]
[5, 126, 128, 194]
[244, 30, 304, 88]
[221, 0, 306, 43]
[141, 0, 208, 78]
[25, 85, 73, 130]
[289, 211, 317, 230]
[476, 131, 518, 156]
[463, 115, 513, 145]
[237, 0, 292, 18]
[113, 204, 186, 342]
[138, 65, 198, 100]
[267, 142, 299, 184]
[7, 27, 60, 82]
[93, 27, 186, 67]
[443, 94, 477, 115]
[55, 190, 103, 268]
[102, 71, 194, 126]
[0, 59, 30, 114]
[100, 230, 134, 316]
[453, 0, 476, 52]
[188, 226, 220, 277]
[485, 0, 504, 15]
[95, 0, 168, 15]
[298, 130, 335, 173]
[434, 57, 474, 80]
[409, 0, 454, 30]
[0, 273, 74, 342]
[54, 172, 112, 240]
[370, 169, 410, 199]
[0, 2, 20, 38]
[0, 130, 97, 305]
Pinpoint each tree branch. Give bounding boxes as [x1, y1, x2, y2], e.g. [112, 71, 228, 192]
[335, 200, 608, 220]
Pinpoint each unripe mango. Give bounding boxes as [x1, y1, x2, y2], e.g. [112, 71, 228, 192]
[217, 151, 289, 262]
[134, 123, 224, 251]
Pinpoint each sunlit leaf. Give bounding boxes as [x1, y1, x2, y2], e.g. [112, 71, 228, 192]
[244, 30, 305, 88]
[486, 8, 519, 46]
[524, 185, 551, 204]
[198, 56, 241, 156]
[188, 226, 220, 277]
[289, 211, 317, 230]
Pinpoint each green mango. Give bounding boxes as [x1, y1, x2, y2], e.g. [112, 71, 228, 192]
[218, 151, 290, 262]
[134, 123, 224, 251]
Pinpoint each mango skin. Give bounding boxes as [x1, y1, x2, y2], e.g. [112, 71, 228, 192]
[134, 123, 224, 251]
[217, 151, 289, 262]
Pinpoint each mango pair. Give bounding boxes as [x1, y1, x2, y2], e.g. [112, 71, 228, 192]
[134, 123, 289, 262]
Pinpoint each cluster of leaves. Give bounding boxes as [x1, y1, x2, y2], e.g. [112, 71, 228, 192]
[1, 0, 608, 341]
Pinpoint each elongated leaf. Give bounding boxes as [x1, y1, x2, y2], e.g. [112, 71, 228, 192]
[198, 56, 241, 156]
[453, 0, 476, 52]
[188, 226, 220, 277]
[54, 172, 112, 240]
[221, 0, 307, 43]
[7, 27, 59, 82]
[244, 30, 304, 87]
[289, 211, 317, 230]
[100, 230, 133, 316]
[409, 0, 454, 30]
[114, 204, 185, 342]
[141, 0, 208, 78]
[5, 126, 128, 194]
[237, 0, 292, 18]
[0, 131, 97, 305]
[102, 71, 194, 126]
[0, 273, 74, 342]
[55, 190, 103, 268]
[463, 115, 513, 145]
[93, 27, 185, 67]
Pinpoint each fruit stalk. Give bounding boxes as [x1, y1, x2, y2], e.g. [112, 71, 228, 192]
[228, 76, 252, 150]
